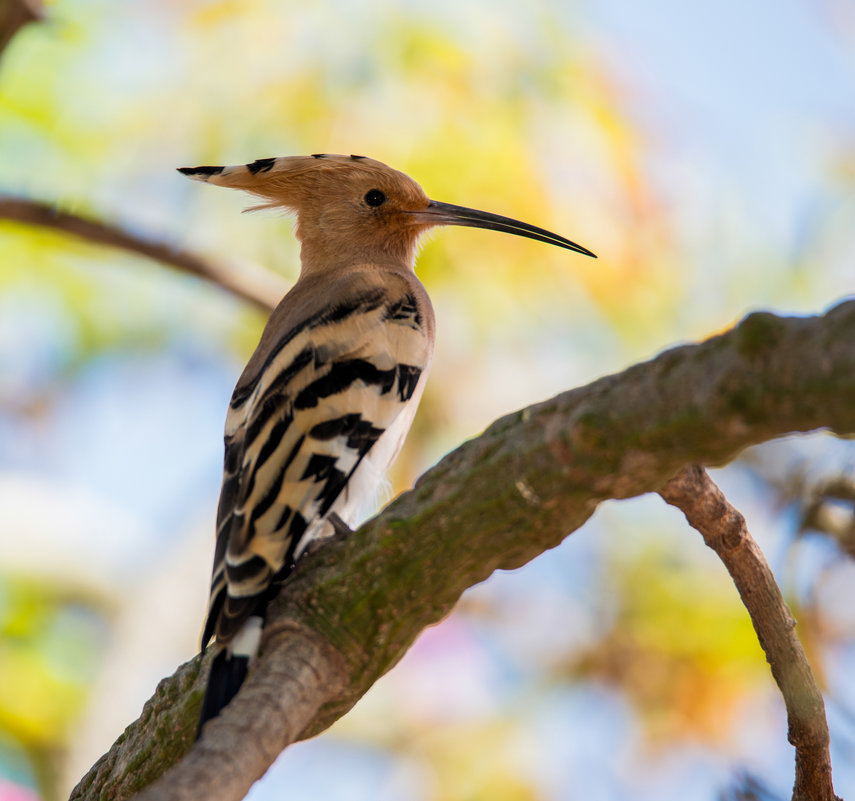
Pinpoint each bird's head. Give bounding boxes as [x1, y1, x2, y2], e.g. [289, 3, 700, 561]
[179, 154, 595, 274]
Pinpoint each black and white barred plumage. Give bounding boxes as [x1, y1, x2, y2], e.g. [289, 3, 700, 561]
[206, 272, 432, 645]
[197, 268, 432, 729]
[179, 154, 593, 735]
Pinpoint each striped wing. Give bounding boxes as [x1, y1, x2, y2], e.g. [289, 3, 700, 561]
[202, 272, 432, 647]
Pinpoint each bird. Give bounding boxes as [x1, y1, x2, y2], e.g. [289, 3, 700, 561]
[178, 153, 596, 736]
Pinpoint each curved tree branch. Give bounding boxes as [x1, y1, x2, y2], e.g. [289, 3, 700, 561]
[0, 0, 41, 61]
[70, 299, 855, 801]
[0, 195, 287, 311]
[660, 465, 839, 801]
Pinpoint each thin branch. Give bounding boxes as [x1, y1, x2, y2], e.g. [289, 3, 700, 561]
[660, 465, 840, 801]
[0, 0, 41, 60]
[0, 195, 287, 311]
[70, 300, 855, 801]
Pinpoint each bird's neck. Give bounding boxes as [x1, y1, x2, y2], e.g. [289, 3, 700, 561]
[298, 236, 417, 278]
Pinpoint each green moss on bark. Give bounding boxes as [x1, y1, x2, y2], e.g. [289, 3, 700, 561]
[71, 300, 855, 801]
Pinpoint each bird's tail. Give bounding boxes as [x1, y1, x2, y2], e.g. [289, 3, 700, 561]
[196, 650, 249, 738]
[196, 615, 263, 739]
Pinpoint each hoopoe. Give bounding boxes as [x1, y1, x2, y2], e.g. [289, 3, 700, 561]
[178, 154, 595, 735]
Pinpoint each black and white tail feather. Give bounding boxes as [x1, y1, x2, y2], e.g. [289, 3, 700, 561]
[196, 616, 261, 737]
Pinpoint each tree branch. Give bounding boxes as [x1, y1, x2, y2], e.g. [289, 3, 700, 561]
[70, 299, 855, 801]
[137, 624, 347, 801]
[0, 0, 41, 61]
[660, 465, 840, 801]
[0, 195, 287, 311]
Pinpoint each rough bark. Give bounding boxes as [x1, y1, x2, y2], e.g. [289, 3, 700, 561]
[68, 299, 855, 801]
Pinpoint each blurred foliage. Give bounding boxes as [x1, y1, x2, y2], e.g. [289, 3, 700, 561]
[718, 773, 784, 801]
[0, 0, 693, 525]
[574, 542, 768, 744]
[0, 574, 107, 799]
[1, 1, 854, 800]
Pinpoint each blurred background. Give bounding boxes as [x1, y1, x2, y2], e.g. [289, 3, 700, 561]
[1, 0, 854, 799]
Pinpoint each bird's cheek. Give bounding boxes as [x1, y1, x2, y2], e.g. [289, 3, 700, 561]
[318, 203, 367, 234]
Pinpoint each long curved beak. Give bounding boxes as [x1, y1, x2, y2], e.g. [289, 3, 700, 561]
[412, 200, 596, 258]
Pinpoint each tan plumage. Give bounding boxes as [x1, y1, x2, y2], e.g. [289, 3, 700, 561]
[178, 153, 595, 735]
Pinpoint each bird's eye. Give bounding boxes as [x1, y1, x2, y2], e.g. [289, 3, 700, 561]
[364, 189, 386, 207]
